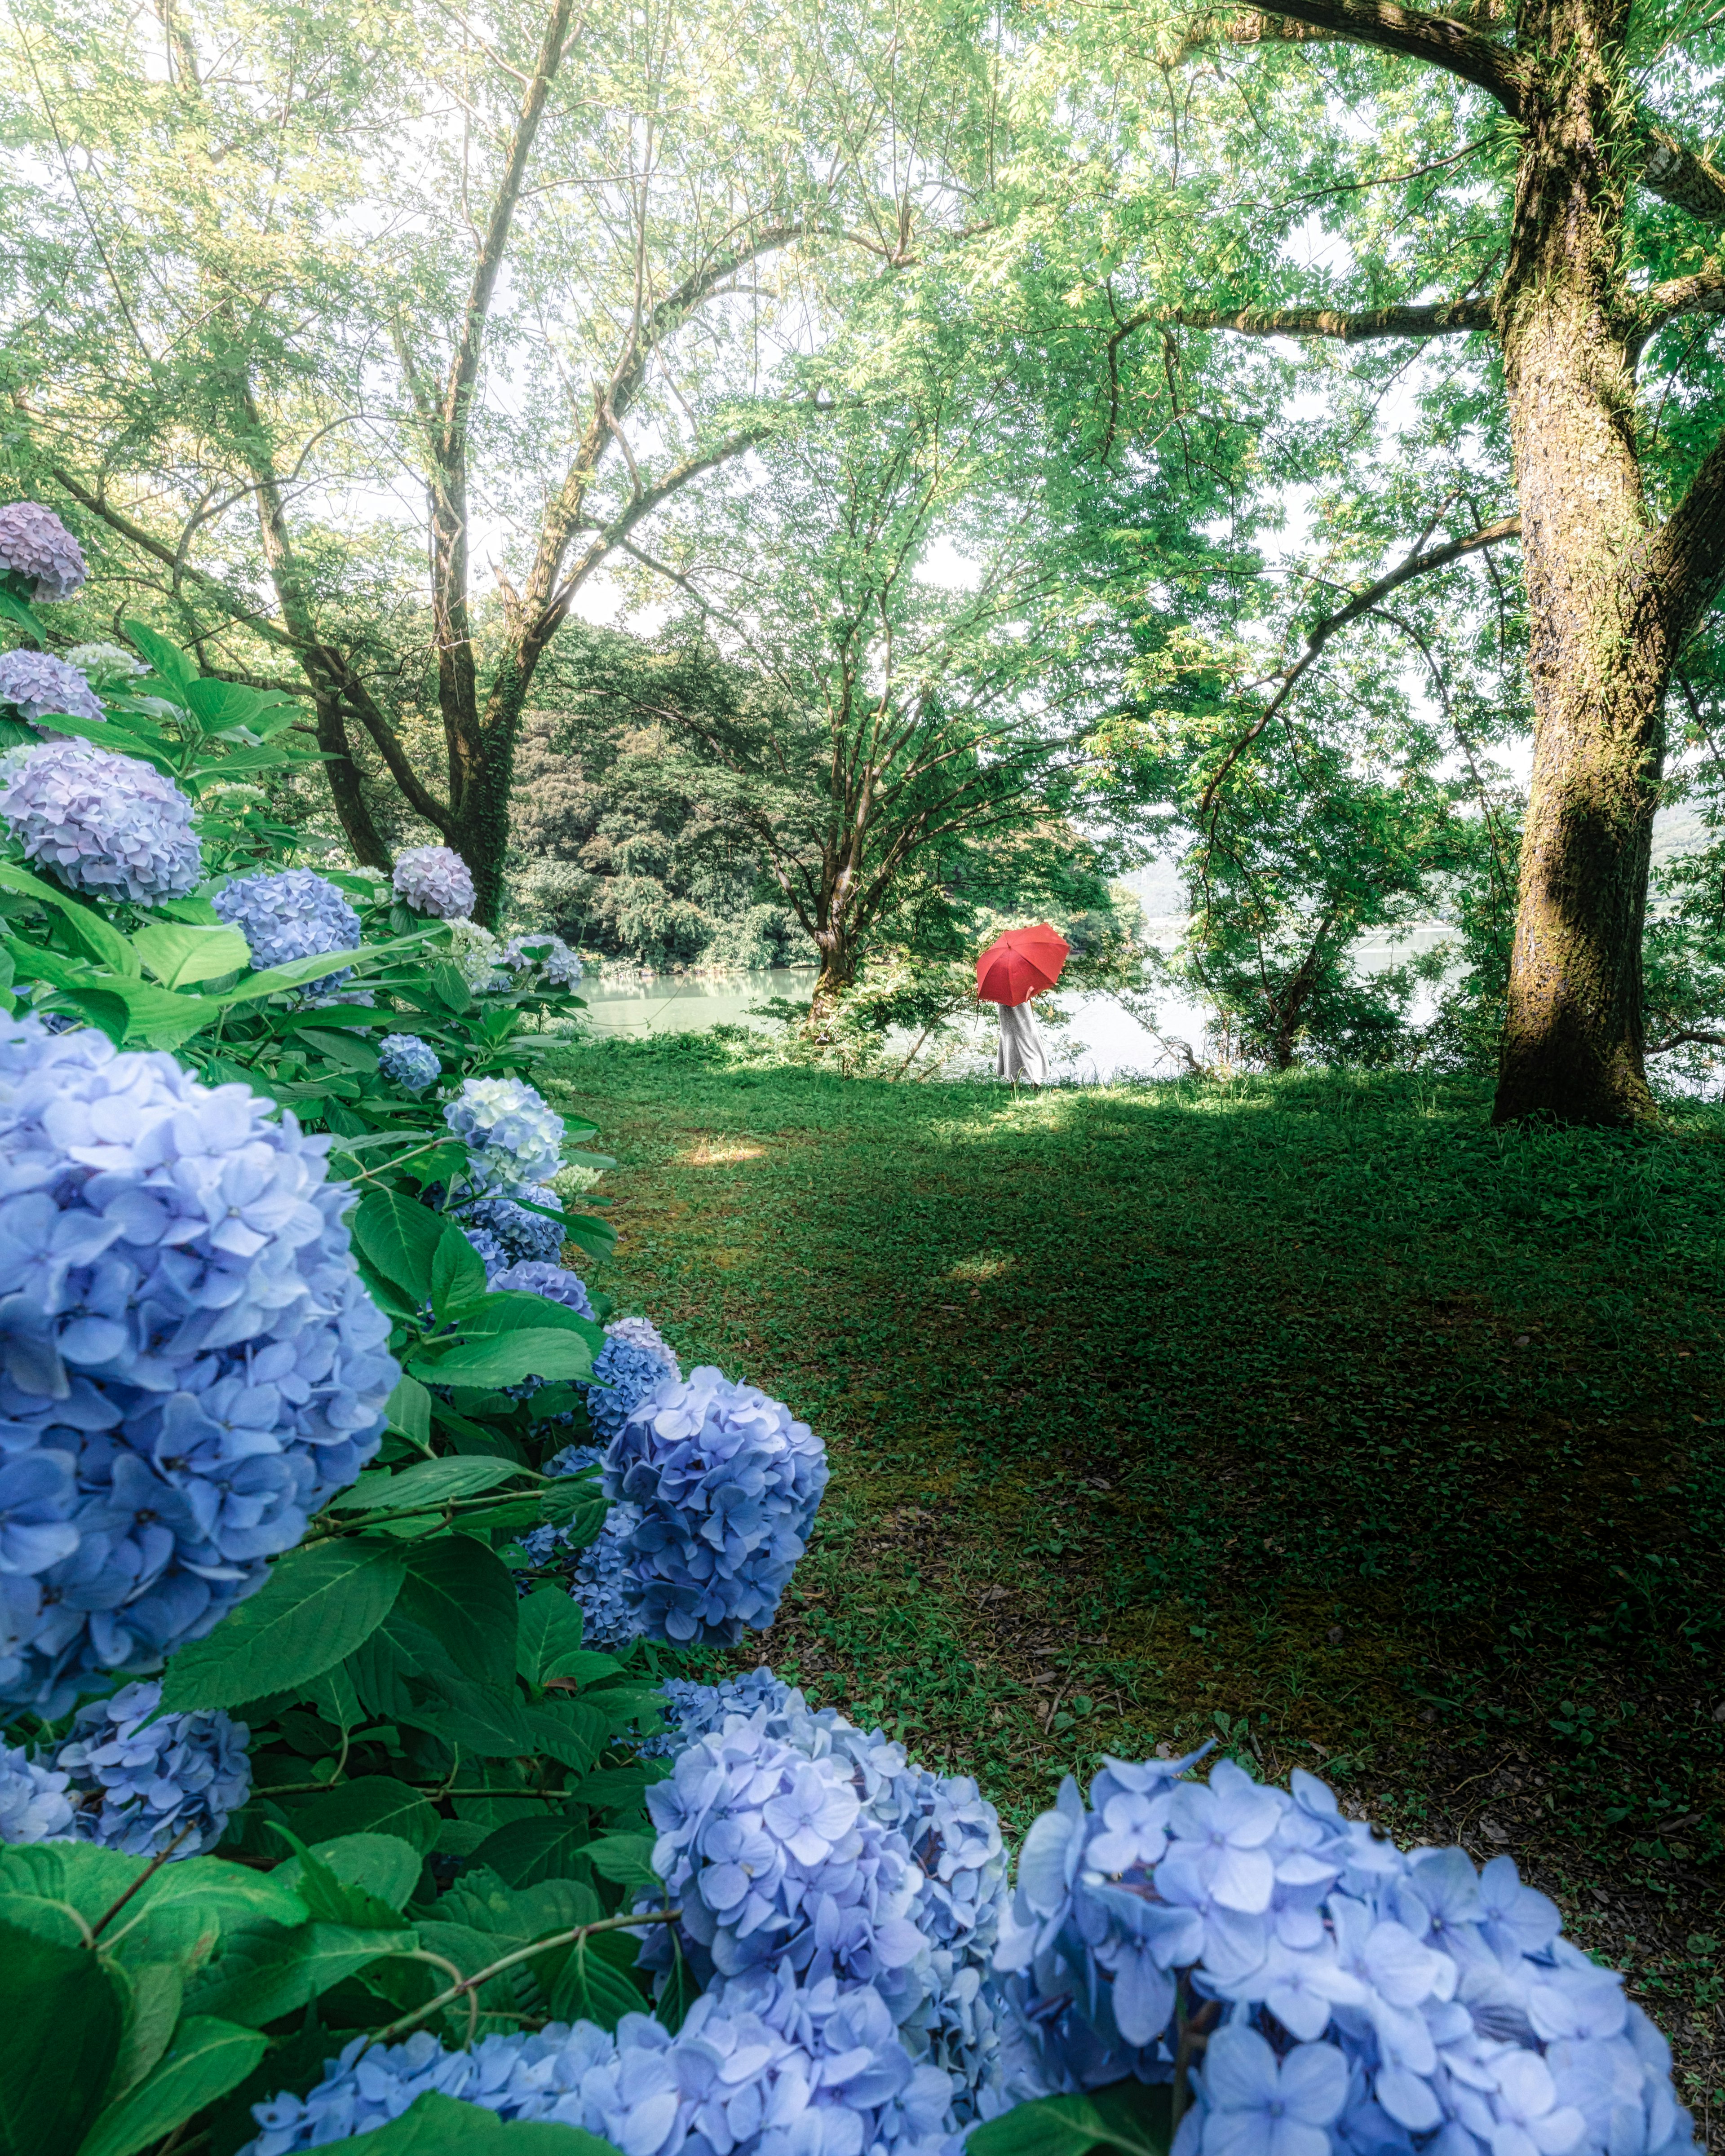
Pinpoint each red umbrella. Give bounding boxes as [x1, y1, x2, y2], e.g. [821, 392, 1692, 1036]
[976, 923, 1070, 1007]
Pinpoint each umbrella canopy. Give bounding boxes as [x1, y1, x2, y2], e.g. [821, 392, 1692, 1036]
[976, 923, 1070, 1007]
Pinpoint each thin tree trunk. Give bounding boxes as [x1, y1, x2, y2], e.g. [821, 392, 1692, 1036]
[1491, 0, 1665, 1124]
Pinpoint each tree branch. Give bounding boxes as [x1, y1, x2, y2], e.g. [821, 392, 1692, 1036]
[1168, 298, 1492, 340]
[1638, 266, 1725, 341]
[1646, 423, 1725, 654]
[1181, 0, 1525, 111]
[1641, 128, 1725, 225]
[1199, 513, 1521, 811]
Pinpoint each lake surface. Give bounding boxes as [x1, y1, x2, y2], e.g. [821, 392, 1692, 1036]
[576, 927, 1457, 1083]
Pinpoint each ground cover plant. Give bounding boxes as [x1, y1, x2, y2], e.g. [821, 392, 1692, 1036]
[542, 1036, 1725, 2127]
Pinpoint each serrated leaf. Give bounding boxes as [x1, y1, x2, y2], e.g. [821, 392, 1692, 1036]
[0, 860, 137, 973]
[517, 1589, 594, 1689]
[159, 1541, 406, 1712]
[266, 1825, 415, 1931]
[432, 960, 474, 1011]
[583, 1833, 659, 1892]
[431, 1221, 487, 1317]
[548, 1931, 648, 2032]
[468, 1816, 598, 1888]
[184, 1920, 413, 2029]
[519, 1698, 611, 1776]
[130, 921, 251, 989]
[331, 1458, 522, 1516]
[410, 1329, 595, 1387]
[968, 2084, 1175, 2156]
[397, 1535, 521, 1692]
[184, 677, 265, 729]
[453, 1293, 603, 1345]
[104, 1960, 184, 2104]
[274, 1778, 440, 1854]
[121, 619, 198, 696]
[79, 2016, 266, 2156]
[385, 1373, 433, 1454]
[0, 1919, 123, 2156]
[297, 1024, 380, 1073]
[353, 1188, 445, 1303]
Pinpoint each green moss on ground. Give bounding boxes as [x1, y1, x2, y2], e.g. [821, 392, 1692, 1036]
[547, 1040, 1725, 2112]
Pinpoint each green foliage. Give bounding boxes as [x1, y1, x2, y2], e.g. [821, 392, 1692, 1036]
[0, 1921, 124, 2156]
[970, 2082, 1173, 2156]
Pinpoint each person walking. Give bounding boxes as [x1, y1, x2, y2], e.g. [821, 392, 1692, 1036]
[975, 923, 1069, 1085]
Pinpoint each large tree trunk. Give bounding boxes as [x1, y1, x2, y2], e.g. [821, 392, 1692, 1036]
[1491, 0, 1669, 1125]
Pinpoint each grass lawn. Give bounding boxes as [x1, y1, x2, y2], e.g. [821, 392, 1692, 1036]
[545, 1039, 1725, 2120]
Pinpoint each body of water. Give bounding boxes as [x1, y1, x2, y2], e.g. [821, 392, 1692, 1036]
[575, 926, 1457, 1082]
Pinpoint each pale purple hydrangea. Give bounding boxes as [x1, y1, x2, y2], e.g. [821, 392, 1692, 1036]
[393, 844, 474, 919]
[0, 1736, 75, 1842]
[212, 870, 361, 998]
[0, 1018, 399, 1715]
[243, 1971, 958, 2156]
[501, 932, 584, 989]
[377, 1034, 440, 1093]
[0, 502, 87, 601]
[490, 1259, 595, 1319]
[605, 1367, 828, 1644]
[0, 650, 104, 727]
[444, 1076, 566, 1195]
[995, 1753, 1699, 2156]
[53, 1677, 250, 1856]
[459, 1186, 563, 1267]
[606, 1314, 678, 1367]
[0, 740, 201, 905]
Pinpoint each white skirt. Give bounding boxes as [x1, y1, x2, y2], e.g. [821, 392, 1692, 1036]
[995, 1000, 1049, 1082]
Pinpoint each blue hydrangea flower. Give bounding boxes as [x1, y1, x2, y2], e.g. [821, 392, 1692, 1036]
[0, 740, 201, 905]
[444, 1077, 566, 1195]
[635, 1674, 1008, 2113]
[0, 1017, 399, 1715]
[604, 1314, 677, 1368]
[462, 1228, 509, 1280]
[583, 1335, 679, 1447]
[605, 1367, 828, 1644]
[212, 870, 361, 998]
[637, 1706, 926, 2000]
[393, 845, 474, 919]
[242, 1975, 957, 2156]
[53, 1678, 250, 1856]
[0, 1737, 74, 1843]
[501, 932, 583, 989]
[995, 1753, 1700, 2156]
[0, 650, 104, 727]
[0, 503, 87, 601]
[570, 1501, 646, 1650]
[377, 1034, 440, 1094]
[460, 1188, 563, 1267]
[490, 1260, 594, 1318]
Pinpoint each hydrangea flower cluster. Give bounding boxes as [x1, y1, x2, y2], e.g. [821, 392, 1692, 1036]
[212, 870, 362, 998]
[392, 844, 474, 919]
[634, 1677, 1008, 2111]
[461, 1225, 508, 1278]
[63, 643, 146, 687]
[0, 649, 105, 727]
[604, 1367, 829, 1644]
[447, 918, 510, 993]
[0, 1018, 399, 1714]
[491, 1259, 595, 1318]
[54, 1679, 251, 1856]
[584, 1333, 681, 1446]
[605, 1314, 678, 1366]
[459, 1187, 564, 1267]
[0, 740, 201, 905]
[501, 932, 584, 989]
[996, 1753, 1699, 2156]
[570, 1499, 647, 1649]
[243, 1972, 956, 2156]
[377, 1034, 441, 1093]
[0, 502, 87, 600]
[444, 1077, 566, 1195]
[0, 1736, 74, 1842]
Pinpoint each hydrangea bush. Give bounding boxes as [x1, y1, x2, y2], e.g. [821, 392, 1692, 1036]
[501, 931, 584, 989]
[0, 1017, 398, 1712]
[605, 1366, 830, 1644]
[491, 1258, 596, 1317]
[0, 500, 87, 600]
[0, 649, 105, 727]
[583, 1330, 681, 1445]
[212, 869, 363, 998]
[0, 738, 201, 903]
[393, 844, 475, 919]
[459, 1187, 565, 1266]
